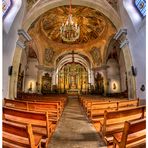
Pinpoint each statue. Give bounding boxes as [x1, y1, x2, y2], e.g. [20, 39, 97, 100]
[71, 75, 76, 89]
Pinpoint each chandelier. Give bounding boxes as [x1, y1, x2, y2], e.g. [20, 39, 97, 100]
[60, 0, 80, 43]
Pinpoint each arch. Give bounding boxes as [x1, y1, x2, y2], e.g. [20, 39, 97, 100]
[104, 35, 136, 98]
[22, 0, 121, 31]
[106, 58, 121, 93]
[54, 51, 93, 69]
[134, 0, 146, 17]
[55, 52, 92, 87]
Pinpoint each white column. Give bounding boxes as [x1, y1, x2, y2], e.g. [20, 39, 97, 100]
[120, 41, 136, 99]
[36, 69, 43, 94]
[101, 69, 108, 96]
[9, 44, 23, 98]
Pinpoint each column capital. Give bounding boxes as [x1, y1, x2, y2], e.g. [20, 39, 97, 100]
[113, 28, 129, 49]
[113, 28, 127, 41]
[120, 39, 129, 49]
[36, 65, 54, 73]
[16, 40, 25, 49]
[92, 64, 109, 72]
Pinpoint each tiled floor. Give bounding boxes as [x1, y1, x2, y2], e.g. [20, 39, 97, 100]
[48, 98, 106, 148]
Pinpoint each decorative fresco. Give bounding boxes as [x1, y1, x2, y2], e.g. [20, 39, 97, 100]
[27, 0, 38, 10]
[106, 0, 118, 11]
[27, 5, 116, 68]
[44, 48, 54, 65]
[30, 6, 108, 44]
[90, 47, 102, 66]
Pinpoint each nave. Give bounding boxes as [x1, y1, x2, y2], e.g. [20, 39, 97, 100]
[3, 94, 146, 148]
[48, 98, 106, 148]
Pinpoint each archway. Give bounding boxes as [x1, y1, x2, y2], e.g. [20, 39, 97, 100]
[55, 51, 93, 94]
[58, 63, 88, 94]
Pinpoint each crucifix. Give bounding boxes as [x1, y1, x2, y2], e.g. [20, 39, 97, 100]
[72, 50, 75, 63]
[70, 50, 77, 89]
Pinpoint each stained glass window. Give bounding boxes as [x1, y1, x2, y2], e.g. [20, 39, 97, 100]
[135, 0, 146, 17]
[2, 0, 13, 18]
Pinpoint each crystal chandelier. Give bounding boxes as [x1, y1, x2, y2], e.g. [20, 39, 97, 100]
[60, 0, 80, 43]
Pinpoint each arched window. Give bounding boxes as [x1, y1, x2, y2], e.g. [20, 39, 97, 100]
[3, 0, 22, 33]
[135, 0, 146, 17]
[123, 0, 146, 31]
[2, 0, 13, 18]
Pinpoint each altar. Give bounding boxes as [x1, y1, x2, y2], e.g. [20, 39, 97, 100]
[67, 89, 80, 98]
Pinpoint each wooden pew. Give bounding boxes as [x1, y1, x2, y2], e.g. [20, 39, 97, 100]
[4, 98, 61, 123]
[100, 106, 146, 146]
[89, 99, 139, 122]
[4, 98, 28, 110]
[28, 101, 60, 123]
[16, 97, 66, 114]
[3, 120, 42, 148]
[3, 106, 53, 147]
[113, 118, 146, 148]
[117, 98, 139, 110]
[90, 102, 118, 122]
[18, 95, 67, 106]
[34, 99, 65, 111]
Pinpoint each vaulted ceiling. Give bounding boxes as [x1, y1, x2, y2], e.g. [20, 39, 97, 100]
[26, 3, 117, 68]
[29, 6, 111, 44]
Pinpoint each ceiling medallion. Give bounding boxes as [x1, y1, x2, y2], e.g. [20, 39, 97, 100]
[60, 0, 80, 43]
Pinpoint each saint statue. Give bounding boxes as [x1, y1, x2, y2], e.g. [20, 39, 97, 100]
[71, 75, 76, 89]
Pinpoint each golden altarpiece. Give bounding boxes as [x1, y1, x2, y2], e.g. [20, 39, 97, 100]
[58, 63, 88, 94]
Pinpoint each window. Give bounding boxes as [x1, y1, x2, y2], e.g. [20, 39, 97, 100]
[2, 0, 13, 18]
[135, 0, 146, 17]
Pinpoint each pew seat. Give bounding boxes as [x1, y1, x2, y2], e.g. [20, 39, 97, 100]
[113, 119, 146, 148]
[100, 106, 146, 146]
[3, 106, 53, 147]
[3, 120, 42, 148]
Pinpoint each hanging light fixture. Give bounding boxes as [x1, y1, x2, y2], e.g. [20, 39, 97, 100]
[60, 0, 80, 43]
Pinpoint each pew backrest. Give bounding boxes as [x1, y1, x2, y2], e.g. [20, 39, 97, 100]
[3, 106, 50, 137]
[102, 106, 146, 137]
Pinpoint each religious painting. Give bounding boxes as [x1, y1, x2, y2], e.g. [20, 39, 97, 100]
[41, 73, 52, 94]
[94, 73, 104, 94]
[90, 47, 102, 66]
[17, 71, 24, 93]
[44, 48, 54, 65]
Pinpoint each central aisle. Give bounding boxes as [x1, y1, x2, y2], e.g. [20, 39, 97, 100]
[48, 98, 106, 148]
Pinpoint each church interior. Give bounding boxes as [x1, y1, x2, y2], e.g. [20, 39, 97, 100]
[2, 0, 146, 147]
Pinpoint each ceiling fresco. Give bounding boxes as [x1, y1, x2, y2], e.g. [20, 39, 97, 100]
[29, 6, 108, 44]
[28, 5, 116, 67]
[26, 0, 118, 12]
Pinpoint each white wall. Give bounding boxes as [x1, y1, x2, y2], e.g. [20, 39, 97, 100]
[20, 49, 28, 91]
[119, 0, 146, 99]
[3, 0, 26, 98]
[119, 50, 127, 92]
[107, 58, 121, 93]
[24, 58, 38, 93]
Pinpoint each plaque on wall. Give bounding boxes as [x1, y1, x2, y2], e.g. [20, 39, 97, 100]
[41, 73, 52, 94]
